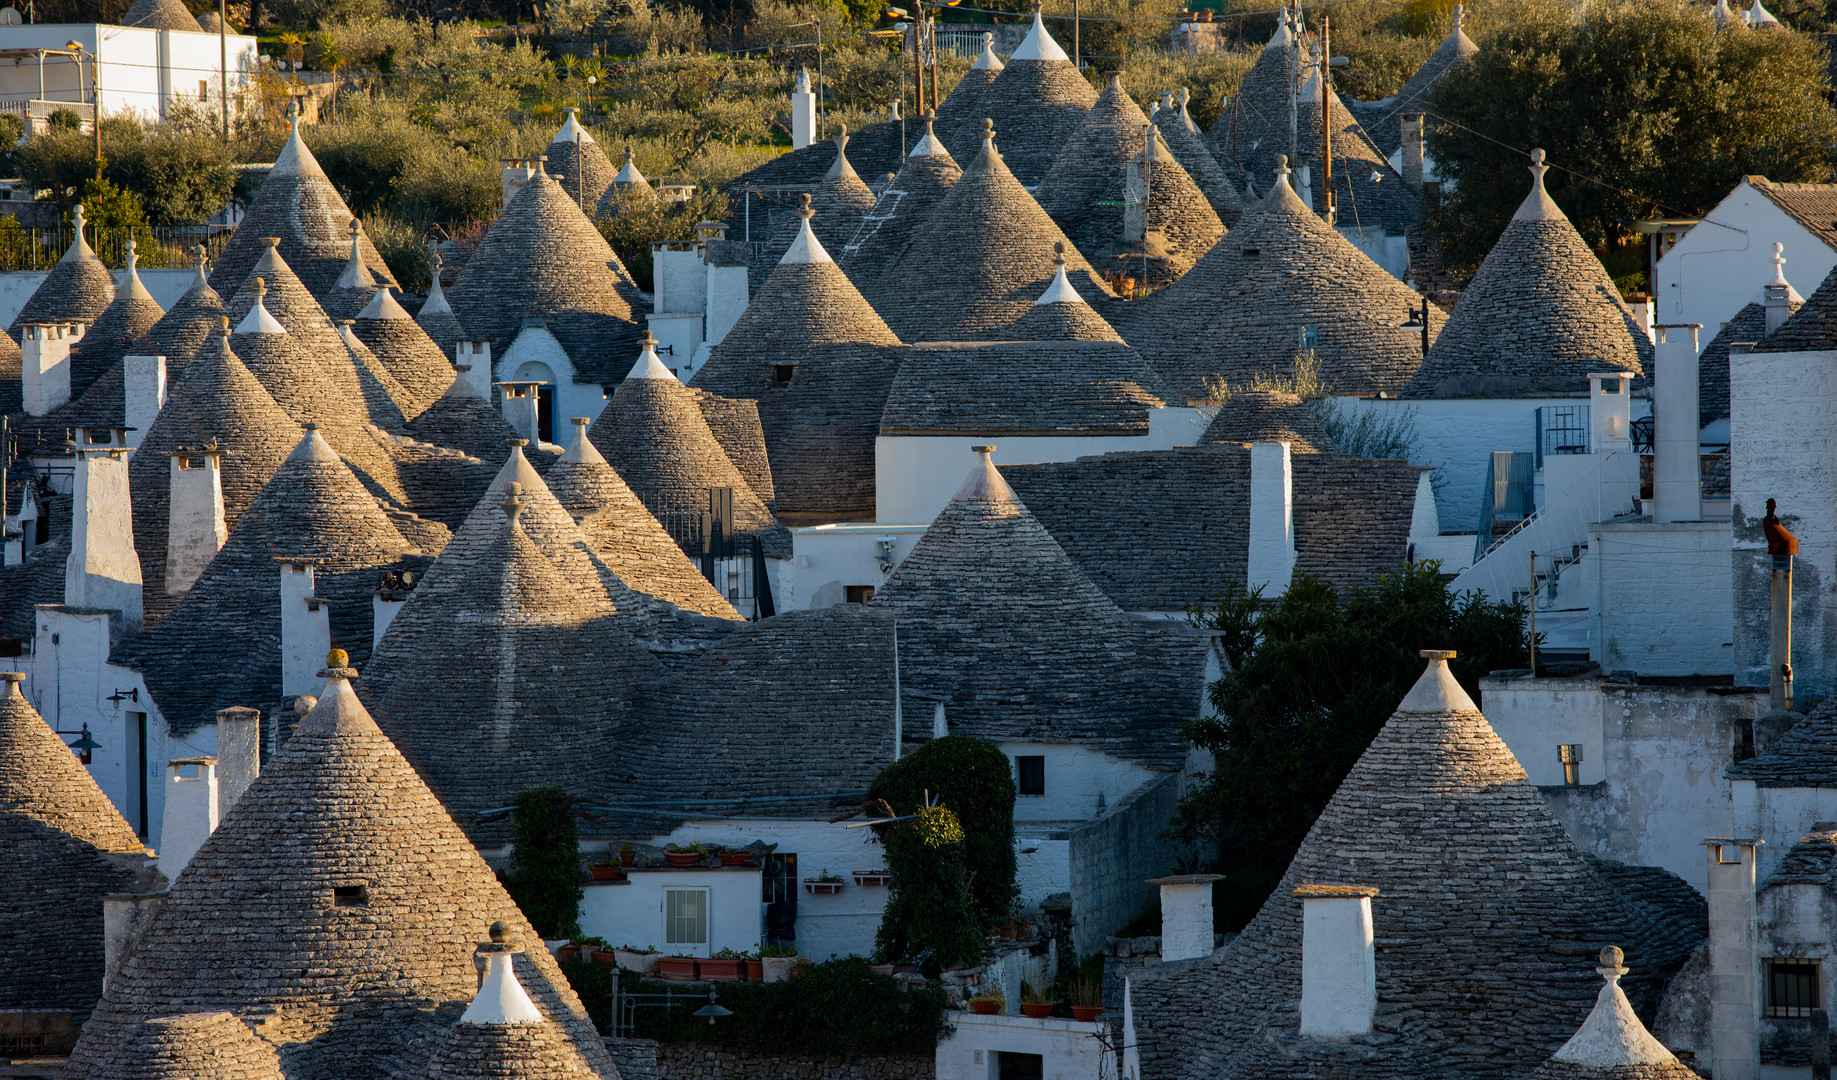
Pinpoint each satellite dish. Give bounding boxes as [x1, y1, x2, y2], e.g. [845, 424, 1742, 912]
[0, 9, 23, 24]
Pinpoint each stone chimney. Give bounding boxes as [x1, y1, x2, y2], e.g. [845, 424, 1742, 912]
[21, 323, 75, 416]
[165, 445, 226, 595]
[102, 892, 165, 992]
[1247, 441, 1296, 594]
[791, 67, 817, 150]
[67, 445, 144, 634]
[1706, 838, 1762, 1080]
[1400, 114, 1425, 190]
[1296, 884, 1379, 1039]
[500, 157, 536, 205]
[497, 381, 544, 445]
[456, 342, 493, 397]
[213, 705, 261, 813]
[122, 355, 166, 450]
[279, 560, 330, 703]
[1652, 324, 1702, 524]
[1151, 873, 1224, 962]
[1763, 242, 1795, 336]
[157, 756, 219, 881]
[1588, 372, 1633, 452]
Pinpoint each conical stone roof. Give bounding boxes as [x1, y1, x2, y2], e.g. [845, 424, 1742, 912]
[352, 287, 455, 417]
[944, 12, 1097, 187]
[550, 418, 741, 617]
[1404, 151, 1649, 399]
[1126, 652, 1707, 1080]
[1034, 75, 1221, 268]
[92, 1012, 282, 1080]
[840, 114, 963, 294]
[753, 127, 879, 289]
[366, 487, 671, 844]
[404, 371, 523, 462]
[1285, 71, 1418, 236]
[139, 247, 227, 372]
[546, 108, 617, 214]
[1207, 13, 1296, 167]
[695, 208, 904, 517]
[1198, 389, 1328, 452]
[68, 240, 165, 397]
[1528, 948, 1703, 1080]
[1362, 6, 1477, 156]
[11, 205, 115, 337]
[587, 338, 787, 556]
[321, 220, 381, 322]
[129, 322, 305, 625]
[869, 450, 1205, 768]
[416, 248, 467, 357]
[1116, 166, 1437, 402]
[116, 427, 426, 735]
[995, 254, 1124, 342]
[120, 0, 203, 30]
[875, 120, 1114, 342]
[63, 664, 617, 1080]
[595, 145, 660, 216]
[1152, 89, 1245, 224]
[209, 111, 396, 302]
[0, 671, 155, 1016]
[933, 31, 1005, 158]
[445, 167, 646, 385]
[421, 950, 600, 1080]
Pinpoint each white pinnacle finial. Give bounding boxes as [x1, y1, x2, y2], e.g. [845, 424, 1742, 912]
[625, 333, 679, 382]
[1011, 8, 1069, 62]
[1550, 947, 1681, 1066]
[1275, 154, 1293, 188]
[1772, 242, 1788, 283]
[125, 239, 138, 273]
[462, 951, 544, 1025]
[235, 277, 288, 336]
[971, 31, 1004, 71]
[1036, 243, 1084, 305]
[336, 219, 374, 290]
[1453, 2, 1464, 28]
[73, 203, 86, 237]
[1512, 148, 1565, 222]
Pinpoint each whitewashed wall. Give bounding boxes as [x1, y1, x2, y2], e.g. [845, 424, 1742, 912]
[578, 867, 763, 956]
[935, 1013, 1111, 1080]
[0, 24, 259, 124]
[1653, 179, 1837, 338]
[1590, 518, 1734, 676]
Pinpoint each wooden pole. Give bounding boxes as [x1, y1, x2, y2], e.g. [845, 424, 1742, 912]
[1320, 15, 1332, 224]
[912, 2, 925, 127]
[927, 17, 938, 114]
[218, 0, 228, 142]
[1529, 549, 1538, 677]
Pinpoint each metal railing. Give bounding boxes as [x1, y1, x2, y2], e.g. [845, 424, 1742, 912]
[0, 224, 233, 272]
[639, 487, 778, 620]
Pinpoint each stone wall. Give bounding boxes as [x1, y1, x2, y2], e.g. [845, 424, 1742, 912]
[654, 1045, 931, 1080]
[1099, 933, 1231, 1015]
[1066, 771, 1185, 959]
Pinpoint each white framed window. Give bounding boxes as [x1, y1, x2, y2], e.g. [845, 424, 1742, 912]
[665, 888, 710, 956]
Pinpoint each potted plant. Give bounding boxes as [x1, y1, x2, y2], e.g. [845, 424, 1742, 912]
[760, 943, 798, 983]
[613, 944, 659, 975]
[655, 953, 698, 980]
[852, 868, 890, 886]
[968, 991, 1005, 1016]
[718, 846, 753, 866]
[557, 942, 583, 962]
[664, 842, 706, 868]
[743, 946, 764, 981]
[589, 854, 625, 882]
[571, 936, 614, 966]
[698, 946, 746, 981]
[1070, 978, 1103, 1022]
[1020, 982, 1054, 1018]
[803, 870, 846, 895]
[619, 843, 637, 867]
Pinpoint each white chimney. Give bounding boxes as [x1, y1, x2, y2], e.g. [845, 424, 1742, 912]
[21, 322, 75, 416]
[121, 355, 167, 450]
[1706, 838, 1762, 1080]
[165, 447, 226, 595]
[456, 342, 493, 397]
[1652, 324, 1702, 524]
[67, 447, 144, 634]
[1152, 873, 1223, 962]
[279, 560, 330, 702]
[1400, 114, 1425, 190]
[157, 756, 219, 881]
[1247, 441, 1296, 594]
[791, 67, 817, 150]
[213, 705, 261, 813]
[500, 157, 536, 205]
[102, 892, 164, 992]
[497, 381, 543, 445]
[1296, 884, 1379, 1039]
[1588, 373, 1633, 452]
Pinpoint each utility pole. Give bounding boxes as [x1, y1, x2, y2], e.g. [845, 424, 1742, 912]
[1072, 0, 1079, 70]
[1764, 498, 1798, 711]
[912, 0, 925, 129]
[1320, 15, 1333, 225]
[218, 0, 228, 142]
[1528, 549, 1538, 678]
[927, 15, 938, 114]
[1286, 3, 1299, 169]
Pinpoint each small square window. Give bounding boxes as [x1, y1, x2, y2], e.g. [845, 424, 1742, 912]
[1766, 959, 1820, 1017]
[771, 364, 796, 385]
[845, 585, 875, 606]
[1016, 755, 1045, 797]
[333, 884, 369, 907]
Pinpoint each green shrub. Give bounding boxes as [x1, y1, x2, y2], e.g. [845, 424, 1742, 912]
[868, 735, 1017, 929]
[361, 214, 432, 292]
[874, 802, 983, 970]
[505, 786, 583, 940]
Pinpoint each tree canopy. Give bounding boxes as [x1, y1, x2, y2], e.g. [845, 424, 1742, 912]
[1426, 0, 1837, 276]
[1172, 564, 1528, 929]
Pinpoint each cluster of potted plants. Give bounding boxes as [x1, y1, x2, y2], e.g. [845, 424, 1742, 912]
[803, 869, 846, 895]
[557, 937, 618, 966]
[661, 842, 760, 868]
[653, 945, 802, 983]
[967, 979, 1104, 1022]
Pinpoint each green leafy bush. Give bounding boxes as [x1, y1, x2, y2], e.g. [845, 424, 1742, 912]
[874, 802, 983, 970]
[869, 734, 1016, 930]
[505, 786, 583, 940]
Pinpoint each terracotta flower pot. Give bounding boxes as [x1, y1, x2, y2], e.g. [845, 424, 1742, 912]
[698, 958, 745, 982]
[589, 865, 624, 881]
[1071, 1005, 1104, 1022]
[970, 1000, 1000, 1015]
[590, 949, 619, 967]
[655, 956, 698, 980]
[718, 851, 752, 866]
[1021, 1003, 1054, 1019]
[869, 963, 895, 976]
[619, 850, 636, 867]
[664, 851, 701, 867]
[803, 880, 844, 895]
[745, 959, 764, 981]
[557, 945, 582, 962]
[761, 956, 797, 983]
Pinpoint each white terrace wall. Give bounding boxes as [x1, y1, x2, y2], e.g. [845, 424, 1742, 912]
[1590, 518, 1735, 677]
[0, 269, 199, 330]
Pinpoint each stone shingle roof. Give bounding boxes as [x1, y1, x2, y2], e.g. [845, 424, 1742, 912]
[839, 115, 963, 296]
[404, 372, 523, 462]
[1726, 695, 1837, 787]
[696, 211, 905, 517]
[1004, 445, 1423, 610]
[1127, 655, 1706, 1080]
[120, 0, 203, 30]
[1151, 91, 1246, 225]
[422, 1010, 601, 1080]
[1116, 170, 1438, 402]
[1198, 390, 1329, 452]
[209, 116, 397, 302]
[445, 166, 647, 386]
[550, 421, 741, 618]
[588, 340, 788, 557]
[1206, 16, 1295, 169]
[128, 325, 305, 626]
[1289, 85, 1419, 236]
[1404, 152, 1649, 399]
[352, 287, 455, 417]
[115, 427, 433, 735]
[63, 666, 617, 1080]
[752, 130, 878, 292]
[1754, 253, 1837, 353]
[1359, 12, 1478, 157]
[1698, 301, 1769, 427]
[68, 244, 164, 399]
[995, 259, 1125, 342]
[1034, 75, 1222, 272]
[692, 389, 775, 504]
[547, 109, 617, 214]
[416, 249, 467, 356]
[1764, 822, 1837, 887]
[941, 13, 1096, 188]
[1747, 177, 1837, 257]
[931, 34, 1004, 165]
[139, 251, 227, 372]
[366, 490, 673, 844]
[869, 451, 1207, 769]
[595, 145, 659, 216]
[322, 222, 382, 322]
[721, 121, 910, 197]
[873, 121, 1114, 342]
[93, 1012, 283, 1080]
[10, 208, 114, 337]
[882, 338, 1166, 435]
[0, 672, 155, 1016]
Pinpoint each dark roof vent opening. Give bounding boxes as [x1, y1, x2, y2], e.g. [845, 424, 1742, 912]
[1242, 247, 1261, 257]
[333, 884, 369, 907]
[771, 364, 797, 386]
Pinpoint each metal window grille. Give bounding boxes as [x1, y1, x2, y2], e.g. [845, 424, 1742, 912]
[1536, 405, 1590, 466]
[1767, 959, 1820, 1018]
[664, 889, 709, 947]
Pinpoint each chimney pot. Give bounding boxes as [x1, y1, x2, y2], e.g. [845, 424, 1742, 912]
[1652, 325, 1703, 524]
[1296, 884, 1379, 1039]
[1150, 873, 1224, 962]
[157, 756, 219, 881]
